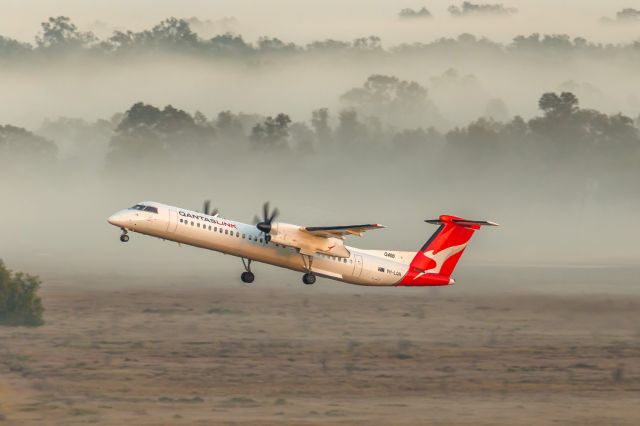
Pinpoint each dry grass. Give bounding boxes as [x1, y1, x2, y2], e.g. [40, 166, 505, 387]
[0, 276, 639, 425]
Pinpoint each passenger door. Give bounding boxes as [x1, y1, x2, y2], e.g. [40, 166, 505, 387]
[353, 254, 363, 277]
[167, 209, 178, 233]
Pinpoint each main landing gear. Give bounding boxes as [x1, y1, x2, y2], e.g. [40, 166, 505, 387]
[119, 229, 129, 242]
[241, 258, 254, 283]
[300, 253, 316, 285]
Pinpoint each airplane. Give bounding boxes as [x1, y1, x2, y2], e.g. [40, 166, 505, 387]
[107, 201, 498, 286]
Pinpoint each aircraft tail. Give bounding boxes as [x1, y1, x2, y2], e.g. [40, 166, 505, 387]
[398, 215, 498, 286]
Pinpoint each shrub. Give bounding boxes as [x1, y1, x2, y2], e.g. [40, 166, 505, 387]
[0, 260, 45, 326]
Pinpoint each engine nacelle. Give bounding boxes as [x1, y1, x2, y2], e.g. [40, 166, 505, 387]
[270, 223, 350, 257]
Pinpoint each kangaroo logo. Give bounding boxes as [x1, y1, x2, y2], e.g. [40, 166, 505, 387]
[413, 243, 467, 280]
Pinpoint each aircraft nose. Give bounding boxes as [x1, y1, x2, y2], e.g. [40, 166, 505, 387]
[108, 211, 129, 227]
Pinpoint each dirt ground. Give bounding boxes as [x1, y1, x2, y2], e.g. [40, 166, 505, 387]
[1, 272, 639, 425]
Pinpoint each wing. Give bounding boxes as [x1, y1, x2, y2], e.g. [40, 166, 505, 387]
[303, 224, 385, 238]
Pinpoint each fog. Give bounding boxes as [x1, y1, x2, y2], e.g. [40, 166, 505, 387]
[1, 6, 639, 292]
[3, 0, 640, 44]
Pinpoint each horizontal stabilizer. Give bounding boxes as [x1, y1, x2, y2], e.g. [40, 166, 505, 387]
[425, 218, 499, 227]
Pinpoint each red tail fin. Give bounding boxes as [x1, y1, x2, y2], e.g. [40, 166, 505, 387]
[398, 215, 498, 286]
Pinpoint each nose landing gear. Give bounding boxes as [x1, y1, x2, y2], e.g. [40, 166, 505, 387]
[119, 229, 129, 242]
[240, 258, 254, 283]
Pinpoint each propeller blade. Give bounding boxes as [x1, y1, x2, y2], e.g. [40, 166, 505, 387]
[269, 207, 279, 223]
[211, 208, 219, 216]
[255, 201, 279, 234]
[203, 200, 211, 215]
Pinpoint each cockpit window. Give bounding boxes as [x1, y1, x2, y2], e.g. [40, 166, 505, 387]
[129, 204, 158, 213]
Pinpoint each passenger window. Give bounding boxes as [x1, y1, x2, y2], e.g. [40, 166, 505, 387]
[259, 238, 263, 243]
[197, 223, 200, 228]
[225, 229, 228, 235]
[208, 226, 211, 231]
[214, 227, 217, 231]
[179, 219, 183, 223]
[242, 234, 245, 239]
[191, 221, 194, 226]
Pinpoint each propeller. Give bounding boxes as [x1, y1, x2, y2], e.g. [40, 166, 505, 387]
[254, 201, 279, 242]
[201, 200, 219, 216]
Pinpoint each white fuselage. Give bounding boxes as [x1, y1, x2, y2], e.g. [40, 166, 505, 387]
[108, 202, 415, 286]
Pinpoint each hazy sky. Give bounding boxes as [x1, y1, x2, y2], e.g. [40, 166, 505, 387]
[3, 0, 639, 45]
[1, 0, 639, 284]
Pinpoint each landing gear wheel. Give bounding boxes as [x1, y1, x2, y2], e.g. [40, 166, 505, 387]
[120, 234, 129, 243]
[302, 273, 316, 285]
[240, 258, 254, 283]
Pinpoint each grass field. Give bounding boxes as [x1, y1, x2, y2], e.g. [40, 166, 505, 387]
[1, 271, 639, 425]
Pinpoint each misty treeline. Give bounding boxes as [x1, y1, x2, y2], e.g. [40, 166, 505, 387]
[2, 16, 640, 61]
[601, 8, 640, 24]
[2, 82, 639, 199]
[448, 2, 517, 17]
[399, 2, 519, 19]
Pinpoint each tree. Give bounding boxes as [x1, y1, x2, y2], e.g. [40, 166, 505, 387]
[36, 16, 95, 50]
[392, 127, 443, 150]
[150, 18, 199, 50]
[250, 113, 292, 149]
[107, 102, 216, 167]
[116, 102, 163, 131]
[398, 7, 432, 19]
[449, 2, 517, 16]
[311, 108, 333, 144]
[0, 125, 58, 165]
[215, 110, 247, 142]
[257, 37, 298, 54]
[538, 92, 579, 119]
[616, 8, 640, 22]
[0, 36, 32, 56]
[306, 39, 351, 53]
[340, 74, 441, 128]
[0, 260, 44, 327]
[335, 109, 368, 145]
[352, 36, 382, 52]
[209, 33, 253, 55]
[446, 117, 507, 159]
[290, 122, 315, 152]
